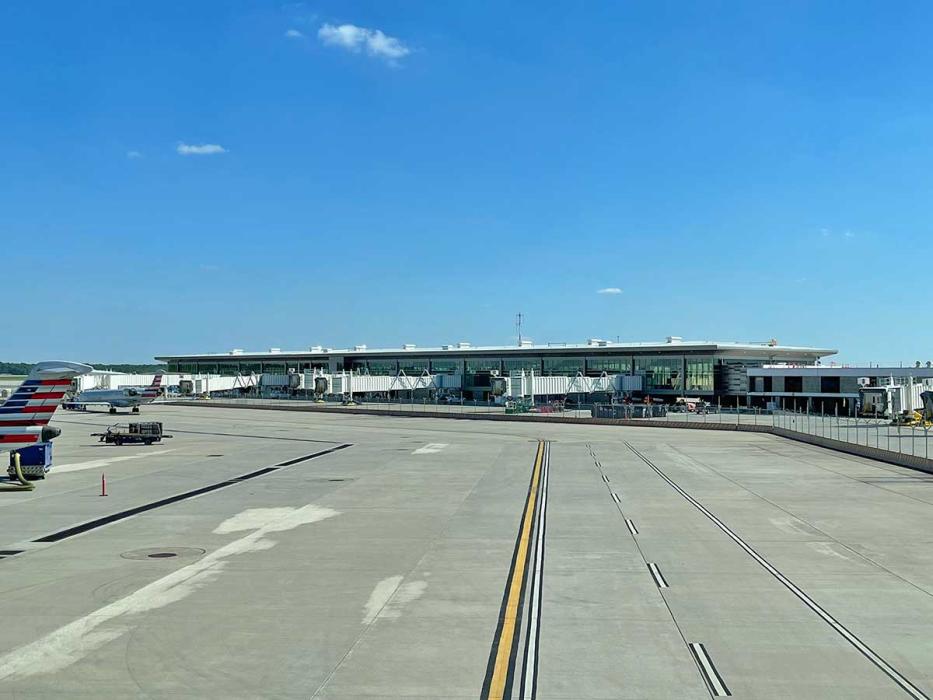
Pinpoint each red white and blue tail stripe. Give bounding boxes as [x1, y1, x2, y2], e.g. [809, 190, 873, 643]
[0, 361, 93, 448]
[142, 373, 164, 399]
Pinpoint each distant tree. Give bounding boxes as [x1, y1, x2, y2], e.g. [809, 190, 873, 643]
[0, 362, 167, 375]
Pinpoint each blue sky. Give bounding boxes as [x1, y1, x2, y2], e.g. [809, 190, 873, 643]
[3, 1, 932, 363]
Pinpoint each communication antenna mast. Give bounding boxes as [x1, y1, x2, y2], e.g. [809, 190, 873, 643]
[515, 312, 524, 346]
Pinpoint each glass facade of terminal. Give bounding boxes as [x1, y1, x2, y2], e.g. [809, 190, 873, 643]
[542, 356, 585, 376]
[162, 348, 820, 397]
[685, 357, 714, 393]
[635, 356, 683, 392]
[585, 355, 632, 375]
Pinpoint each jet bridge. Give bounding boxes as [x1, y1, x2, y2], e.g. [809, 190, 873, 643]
[491, 371, 642, 399]
[304, 370, 461, 397]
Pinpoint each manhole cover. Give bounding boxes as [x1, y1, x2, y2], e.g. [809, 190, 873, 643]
[121, 547, 206, 561]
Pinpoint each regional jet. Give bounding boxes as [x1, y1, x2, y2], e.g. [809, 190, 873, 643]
[70, 374, 164, 414]
[0, 361, 93, 452]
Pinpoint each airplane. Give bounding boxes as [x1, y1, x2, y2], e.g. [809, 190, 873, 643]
[0, 361, 94, 453]
[69, 373, 164, 414]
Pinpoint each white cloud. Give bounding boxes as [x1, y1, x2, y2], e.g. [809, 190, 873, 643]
[818, 227, 858, 240]
[597, 287, 622, 295]
[126, 150, 142, 159]
[285, 28, 304, 38]
[177, 143, 227, 156]
[317, 23, 410, 62]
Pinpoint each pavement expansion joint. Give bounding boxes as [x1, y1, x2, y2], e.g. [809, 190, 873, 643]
[624, 440, 932, 700]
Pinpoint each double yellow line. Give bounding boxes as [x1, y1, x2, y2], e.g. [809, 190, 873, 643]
[482, 440, 546, 699]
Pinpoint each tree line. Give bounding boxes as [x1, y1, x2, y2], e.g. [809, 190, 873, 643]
[0, 362, 167, 376]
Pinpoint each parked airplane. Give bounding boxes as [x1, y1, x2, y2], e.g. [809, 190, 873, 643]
[0, 361, 94, 452]
[70, 374, 164, 414]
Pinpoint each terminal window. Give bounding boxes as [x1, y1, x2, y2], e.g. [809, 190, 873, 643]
[636, 356, 684, 392]
[430, 359, 461, 374]
[586, 356, 632, 375]
[399, 359, 429, 374]
[465, 358, 501, 373]
[543, 357, 585, 376]
[367, 359, 398, 375]
[502, 357, 542, 374]
[686, 357, 714, 392]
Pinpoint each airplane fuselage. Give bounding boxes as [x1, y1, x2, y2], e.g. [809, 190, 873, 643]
[74, 387, 156, 409]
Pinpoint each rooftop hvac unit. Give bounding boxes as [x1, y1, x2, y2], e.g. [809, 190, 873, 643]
[269, 348, 281, 353]
[457, 342, 471, 349]
[230, 349, 244, 355]
[519, 339, 533, 347]
[402, 344, 416, 350]
[441, 344, 453, 350]
[354, 345, 367, 351]
[666, 336, 683, 344]
[309, 345, 323, 352]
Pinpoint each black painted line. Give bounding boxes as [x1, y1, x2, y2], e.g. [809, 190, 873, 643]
[0, 550, 23, 556]
[32, 445, 353, 545]
[689, 642, 731, 697]
[168, 429, 337, 444]
[230, 467, 279, 481]
[276, 443, 351, 466]
[625, 442, 929, 700]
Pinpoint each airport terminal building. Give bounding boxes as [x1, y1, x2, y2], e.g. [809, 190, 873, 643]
[157, 338, 835, 402]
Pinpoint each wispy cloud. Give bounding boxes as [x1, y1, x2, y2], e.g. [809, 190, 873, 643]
[177, 143, 227, 156]
[285, 28, 304, 39]
[597, 287, 622, 295]
[126, 150, 142, 159]
[818, 227, 858, 240]
[317, 23, 410, 63]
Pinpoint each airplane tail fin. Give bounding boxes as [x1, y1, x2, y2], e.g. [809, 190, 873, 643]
[0, 362, 93, 446]
[142, 372, 164, 398]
